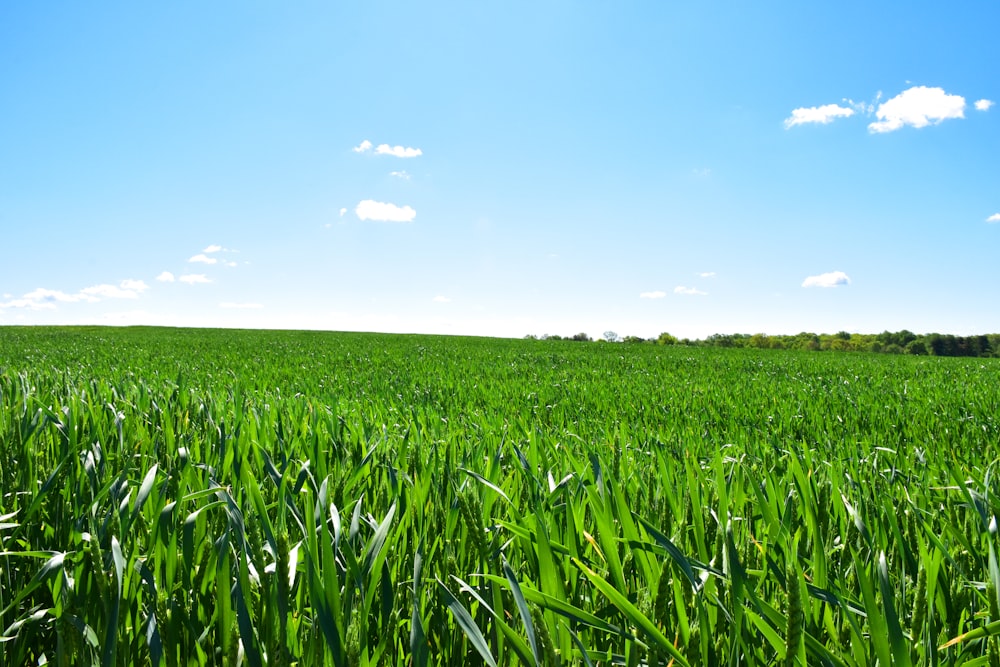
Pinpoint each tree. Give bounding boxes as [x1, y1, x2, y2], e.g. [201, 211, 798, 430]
[571, 332, 592, 342]
[603, 331, 621, 343]
[656, 332, 678, 346]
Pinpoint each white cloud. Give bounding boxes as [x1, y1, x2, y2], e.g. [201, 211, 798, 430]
[80, 284, 139, 299]
[220, 302, 263, 309]
[0, 289, 72, 310]
[868, 86, 966, 133]
[339, 208, 348, 217]
[355, 199, 416, 223]
[698, 272, 716, 278]
[79, 280, 149, 300]
[987, 213, 1000, 223]
[975, 99, 994, 111]
[353, 140, 422, 157]
[179, 274, 211, 284]
[390, 170, 411, 180]
[203, 244, 223, 253]
[432, 295, 451, 303]
[0, 297, 54, 310]
[156, 271, 175, 282]
[639, 291, 667, 299]
[189, 254, 218, 264]
[802, 271, 851, 288]
[674, 286, 707, 296]
[784, 104, 855, 129]
[0, 279, 149, 310]
[24, 287, 85, 304]
[376, 144, 422, 158]
[224, 261, 238, 267]
[120, 279, 149, 293]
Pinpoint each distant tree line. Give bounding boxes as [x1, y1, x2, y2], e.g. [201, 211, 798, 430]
[525, 330, 1000, 357]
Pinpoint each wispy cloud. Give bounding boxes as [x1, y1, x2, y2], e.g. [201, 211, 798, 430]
[156, 271, 175, 282]
[802, 271, 851, 288]
[203, 244, 223, 253]
[698, 272, 716, 278]
[0, 297, 51, 310]
[179, 274, 211, 284]
[121, 279, 149, 292]
[220, 302, 263, 309]
[355, 199, 416, 223]
[674, 286, 707, 295]
[639, 291, 667, 299]
[0, 280, 150, 310]
[868, 86, 966, 133]
[189, 254, 218, 264]
[81, 280, 148, 299]
[1, 288, 79, 310]
[987, 213, 1000, 223]
[339, 208, 348, 217]
[432, 295, 451, 303]
[352, 140, 422, 158]
[390, 170, 411, 180]
[975, 99, 994, 112]
[784, 103, 855, 128]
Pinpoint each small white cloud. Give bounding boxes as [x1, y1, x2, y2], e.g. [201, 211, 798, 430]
[390, 170, 411, 180]
[224, 261, 238, 267]
[24, 287, 85, 304]
[784, 104, 855, 128]
[2, 288, 79, 310]
[674, 286, 708, 296]
[868, 86, 966, 133]
[355, 199, 416, 223]
[987, 213, 1000, 223]
[432, 295, 451, 303]
[802, 271, 851, 288]
[203, 244, 223, 253]
[639, 291, 667, 299]
[220, 302, 263, 309]
[179, 274, 211, 284]
[375, 144, 422, 158]
[353, 139, 373, 153]
[119, 279, 149, 293]
[80, 283, 141, 300]
[692, 167, 711, 177]
[0, 297, 54, 310]
[189, 254, 218, 264]
[975, 99, 994, 111]
[339, 208, 348, 217]
[156, 271, 175, 282]
[698, 272, 716, 278]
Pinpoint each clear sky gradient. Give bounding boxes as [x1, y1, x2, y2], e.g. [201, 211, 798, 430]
[2, 2, 998, 339]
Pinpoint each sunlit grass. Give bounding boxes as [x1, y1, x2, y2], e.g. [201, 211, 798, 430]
[0, 326, 998, 665]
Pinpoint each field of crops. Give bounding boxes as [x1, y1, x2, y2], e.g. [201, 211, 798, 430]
[1, 326, 998, 666]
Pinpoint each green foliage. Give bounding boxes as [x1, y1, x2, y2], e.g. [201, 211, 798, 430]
[0, 326, 998, 665]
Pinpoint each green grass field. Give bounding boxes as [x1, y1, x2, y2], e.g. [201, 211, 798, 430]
[1, 326, 998, 665]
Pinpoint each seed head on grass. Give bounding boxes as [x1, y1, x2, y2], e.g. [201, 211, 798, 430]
[784, 562, 803, 667]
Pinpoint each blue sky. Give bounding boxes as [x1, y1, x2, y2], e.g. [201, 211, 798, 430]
[2, 2, 998, 339]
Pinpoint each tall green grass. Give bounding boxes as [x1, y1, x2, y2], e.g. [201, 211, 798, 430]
[0, 326, 998, 665]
